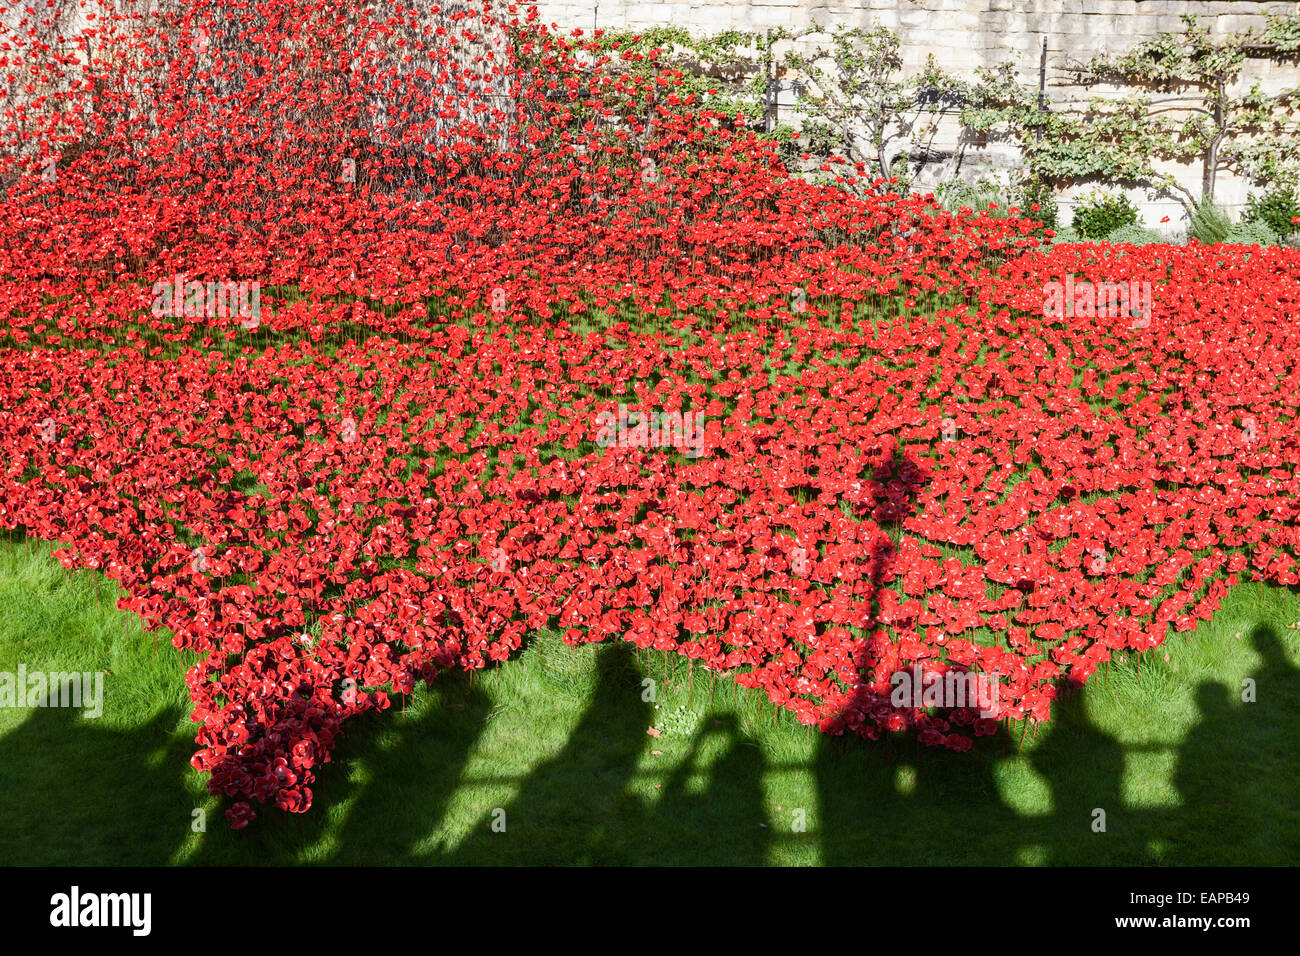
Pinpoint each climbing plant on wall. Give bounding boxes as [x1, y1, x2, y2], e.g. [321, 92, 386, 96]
[955, 13, 1300, 212]
[509, 12, 1300, 215]
[782, 26, 958, 190]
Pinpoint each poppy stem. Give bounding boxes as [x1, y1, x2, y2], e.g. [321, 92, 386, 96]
[1018, 716, 1029, 752]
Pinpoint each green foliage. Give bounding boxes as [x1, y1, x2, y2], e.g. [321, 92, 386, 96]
[1019, 176, 1058, 231]
[1105, 223, 1163, 245]
[1243, 185, 1300, 237]
[785, 28, 953, 190]
[1258, 13, 1300, 54]
[768, 121, 802, 167]
[801, 119, 844, 161]
[1048, 224, 1081, 245]
[1094, 14, 1246, 83]
[1072, 190, 1140, 239]
[574, 17, 1300, 211]
[1080, 15, 1300, 203]
[1188, 199, 1233, 245]
[934, 175, 1012, 216]
[580, 27, 773, 142]
[654, 703, 699, 737]
[932, 173, 1056, 233]
[1224, 221, 1279, 247]
[948, 14, 1300, 211]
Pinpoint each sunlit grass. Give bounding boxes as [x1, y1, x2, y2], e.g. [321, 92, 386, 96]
[1, 532, 1296, 865]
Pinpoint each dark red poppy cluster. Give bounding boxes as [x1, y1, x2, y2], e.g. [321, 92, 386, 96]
[2, 0, 1297, 826]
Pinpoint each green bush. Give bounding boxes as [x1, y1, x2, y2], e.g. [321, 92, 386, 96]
[1018, 176, 1058, 232]
[1048, 225, 1080, 245]
[1072, 190, 1139, 239]
[934, 174, 1059, 236]
[1243, 185, 1300, 237]
[1224, 221, 1279, 247]
[1187, 199, 1232, 245]
[935, 175, 1012, 217]
[1104, 223, 1162, 245]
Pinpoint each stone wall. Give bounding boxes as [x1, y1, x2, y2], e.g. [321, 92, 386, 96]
[529, 1, 1300, 230]
[534, 1, 1298, 74]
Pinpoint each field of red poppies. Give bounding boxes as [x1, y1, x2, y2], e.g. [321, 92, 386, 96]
[2, 1, 1299, 830]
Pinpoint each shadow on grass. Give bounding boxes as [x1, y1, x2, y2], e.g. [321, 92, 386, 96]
[0, 704, 194, 866]
[811, 624, 1297, 866]
[433, 642, 763, 866]
[1, 625, 1297, 866]
[1164, 624, 1300, 865]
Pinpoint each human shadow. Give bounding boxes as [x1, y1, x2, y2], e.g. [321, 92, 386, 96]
[188, 609, 1296, 867]
[311, 641, 771, 865]
[181, 673, 496, 865]
[1163, 623, 1300, 865]
[814, 442, 1036, 866]
[322, 675, 496, 864]
[642, 712, 769, 866]
[815, 712, 1032, 865]
[437, 641, 654, 865]
[11, 491, 1299, 867]
[0, 702, 194, 866]
[815, 616, 1300, 867]
[1021, 682, 1133, 865]
[9, 612, 1294, 866]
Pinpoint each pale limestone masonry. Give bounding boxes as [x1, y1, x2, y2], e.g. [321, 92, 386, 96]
[532, 1, 1300, 229]
[534, 0, 1298, 72]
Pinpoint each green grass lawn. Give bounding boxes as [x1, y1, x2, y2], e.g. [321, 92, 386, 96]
[1, 532, 1297, 866]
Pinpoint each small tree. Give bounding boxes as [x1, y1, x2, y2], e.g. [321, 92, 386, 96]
[785, 26, 958, 190]
[1074, 14, 1300, 204]
[946, 14, 1300, 214]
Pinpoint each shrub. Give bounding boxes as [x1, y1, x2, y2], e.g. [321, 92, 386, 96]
[935, 175, 1012, 217]
[1072, 190, 1139, 239]
[1187, 199, 1232, 245]
[934, 174, 1057, 236]
[1105, 223, 1162, 245]
[1224, 221, 1279, 247]
[1243, 185, 1300, 237]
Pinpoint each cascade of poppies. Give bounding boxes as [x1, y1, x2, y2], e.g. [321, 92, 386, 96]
[1, 0, 1297, 827]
